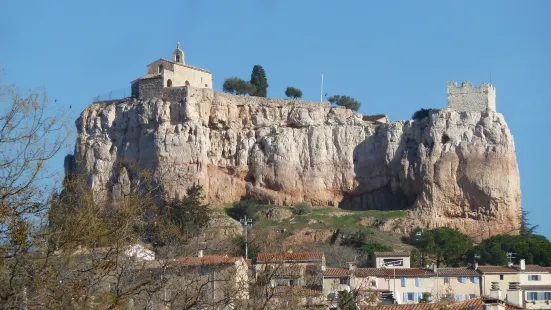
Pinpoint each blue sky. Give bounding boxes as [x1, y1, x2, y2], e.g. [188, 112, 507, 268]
[1, 0, 549, 238]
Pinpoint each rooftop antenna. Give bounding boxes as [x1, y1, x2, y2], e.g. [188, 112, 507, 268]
[506, 252, 516, 266]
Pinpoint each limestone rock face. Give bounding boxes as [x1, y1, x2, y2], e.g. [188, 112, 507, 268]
[72, 87, 521, 237]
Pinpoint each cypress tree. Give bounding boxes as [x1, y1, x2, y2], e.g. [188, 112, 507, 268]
[250, 65, 268, 97]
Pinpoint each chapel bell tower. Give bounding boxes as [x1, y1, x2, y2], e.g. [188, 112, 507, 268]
[172, 41, 185, 64]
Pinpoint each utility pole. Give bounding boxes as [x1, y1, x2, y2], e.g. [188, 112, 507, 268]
[381, 259, 402, 304]
[320, 73, 324, 102]
[240, 216, 253, 259]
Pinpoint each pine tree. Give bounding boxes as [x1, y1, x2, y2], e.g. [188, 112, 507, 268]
[250, 65, 268, 97]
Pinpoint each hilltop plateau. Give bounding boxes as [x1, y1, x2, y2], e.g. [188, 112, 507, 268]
[67, 86, 521, 238]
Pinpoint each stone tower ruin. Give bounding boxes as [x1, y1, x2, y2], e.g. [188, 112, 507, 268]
[447, 81, 496, 112]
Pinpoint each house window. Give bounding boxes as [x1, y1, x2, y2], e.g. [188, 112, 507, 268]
[528, 292, 538, 300]
[545, 292, 551, 300]
[444, 277, 450, 284]
[384, 259, 403, 266]
[167, 79, 172, 87]
[275, 278, 289, 286]
[401, 277, 407, 287]
[185, 80, 190, 86]
[158, 64, 164, 73]
[469, 294, 477, 299]
[176, 54, 180, 62]
[415, 277, 421, 287]
[499, 274, 504, 280]
[458, 277, 466, 283]
[339, 278, 349, 285]
[529, 275, 541, 281]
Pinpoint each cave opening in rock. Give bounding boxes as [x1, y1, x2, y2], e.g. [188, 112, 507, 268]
[441, 134, 450, 144]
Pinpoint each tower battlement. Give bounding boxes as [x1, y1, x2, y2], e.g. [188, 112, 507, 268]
[447, 81, 496, 112]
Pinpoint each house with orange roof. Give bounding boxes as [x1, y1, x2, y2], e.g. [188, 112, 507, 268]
[477, 259, 551, 309]
[128, 250, 249, 309]
[255, 251, 325, 289]
[360, 296, 524, 310]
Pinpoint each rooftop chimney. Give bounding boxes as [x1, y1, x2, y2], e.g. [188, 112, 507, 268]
[348, 262, 356, 271]
[490, 282, 502, 300]
[198, 250, 203, 258]
[472, 262, 479, 270]
[482, 298, 506, 310]
[507, 282, 523, 308]
[432, 263, 437, 273]
[519, 259, 525, 271]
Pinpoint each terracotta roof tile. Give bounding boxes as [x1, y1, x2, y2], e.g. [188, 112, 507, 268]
[354, 268, 435, 278]
[477, 266, 518, 273]
[517, 264, 549, 272]
[478, 264, 549, 274]
[272, 286, 323, 297]
[273, 266, 303, 277]
[176, 255, 242, 266]
[257, 252, 324, 262]
[360, 297, 523, 310]
[323, 268, 351, 277]
[436, 268, 480, 276]
[373, 252, 410, 257]
[354, 268, 386, 277]
[149, 58, 212, 74]
[138, 73, 161, 80]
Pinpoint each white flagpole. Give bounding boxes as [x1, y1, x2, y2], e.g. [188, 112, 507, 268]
[320, 73, 324, 102]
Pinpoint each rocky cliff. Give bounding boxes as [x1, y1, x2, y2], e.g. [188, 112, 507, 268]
[69, 87, 521, 237]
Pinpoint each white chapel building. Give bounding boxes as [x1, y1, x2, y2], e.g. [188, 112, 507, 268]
[131, 42, 213, 98]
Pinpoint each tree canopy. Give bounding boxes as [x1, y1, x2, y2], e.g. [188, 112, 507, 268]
[222, 77, 256, 96]
[416, 227, 472, 267]
[327, 95, 361, 111]
[285, 86, 303, 99]
[469, 234, 551, 266]
[167, 184, 210, 237]
[520, 209, 540, 236]
[250, 65, 268, 97]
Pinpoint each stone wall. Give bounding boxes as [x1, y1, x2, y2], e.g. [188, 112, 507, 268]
[137, 77, 163, 99]
[447, 81, 496, 112]
[159, 86, 188, 103]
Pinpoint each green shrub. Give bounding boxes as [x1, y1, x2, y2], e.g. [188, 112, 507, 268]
[412, 108, 433, 120]
[292, 202, 312, 215]
[360, 242, 393, 257]
[226, 199, 263, 221]
[328, 95, 361, 111]
[285, 87, 303, 99]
